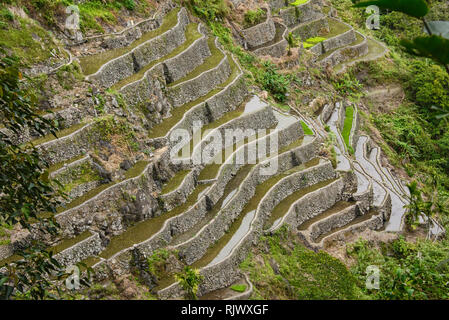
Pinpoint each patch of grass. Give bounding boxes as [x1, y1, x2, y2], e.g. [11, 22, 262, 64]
[243, 8, 266, 28]
[341, 105, 354, 150]
[240, 227, 365, 300]
[290, 0, 309, 6]
[230, 284, 247, 293]
[0, 16, 60, 66]
[300, 121, 314, 135]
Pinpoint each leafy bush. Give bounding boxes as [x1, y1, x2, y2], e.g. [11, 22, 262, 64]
[243, 8, 266, 28]
[256, 61, 290, 102]
[175, 266, 204, 300]
[348, 237, 449, 299]
[186, 0, 229, 22]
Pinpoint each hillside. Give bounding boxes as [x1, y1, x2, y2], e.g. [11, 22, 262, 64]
[0, 0, 448, 300]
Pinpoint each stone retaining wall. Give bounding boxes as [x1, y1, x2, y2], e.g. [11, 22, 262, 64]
[190, 105, 278, 164]
[159, 138, 328, 299]
[147, 61, 248, 149]
[101, 122, 308, 275]
[159, 169, 199, 212]
[252, 22, 288, 58]
[312, 28, 356, 55]
[88, 8, 190, 88]
[166, 43, 231, 107]
[268, 176, 346, 234]
[119, 23, 211, 107]
[319, 32, 368, 67]
[241, 9, 276, 49]
[310, 203, 359, 242]
[54, 148, 172, 238]
[37, 123, 95, 166]
[291, 14, 328, 40]
[279, 0, 320, 28]
[53, 233, 103, 267]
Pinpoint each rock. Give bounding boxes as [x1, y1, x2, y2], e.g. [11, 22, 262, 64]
[120, 159, 133, 171]
[269, 258, 280, 275]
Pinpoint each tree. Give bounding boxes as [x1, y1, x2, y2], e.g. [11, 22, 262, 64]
[354, 0, 449, 74]
[405, 180, 448, 236]
[286, 32, 300, 56]
[0, 52, 88, 299]
[175, 266, 204, 300]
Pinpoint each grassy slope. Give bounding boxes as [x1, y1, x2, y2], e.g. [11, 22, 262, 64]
[240, 228, 366, 300]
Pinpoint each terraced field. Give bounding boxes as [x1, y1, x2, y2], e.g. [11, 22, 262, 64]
[2, 1, 443, 301]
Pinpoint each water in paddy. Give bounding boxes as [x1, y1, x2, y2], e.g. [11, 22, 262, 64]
[192, 159, 322, 269]
[267, 176, 338, 230]
[172, 164, 255, 245]
[207, 209, 256, 266]
[353, 162, 370, 195]
[97, 183, 211, 259]
[354, 136, 387, 207]
[314, 210, 379, 243]
[327, 104, 351, 171]
[297, 201, 354, 231]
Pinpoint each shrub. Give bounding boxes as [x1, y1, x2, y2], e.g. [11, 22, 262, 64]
[243, 8, 266, 28]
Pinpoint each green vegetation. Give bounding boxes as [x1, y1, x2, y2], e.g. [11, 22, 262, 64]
[0, 53, 91, 299]
[241, 227, 365, 299]
[290, 0, 309, 6]
[0, 13, 60, 66]
[243, 8, 266, 28]
[230, 284, 247, 293]
[300, 121, 314, 135]
[348, 237, 449, 299]
[341, 105, 354, 150]
[175, 266, 204, 300]
[0, 1, 154, 33]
